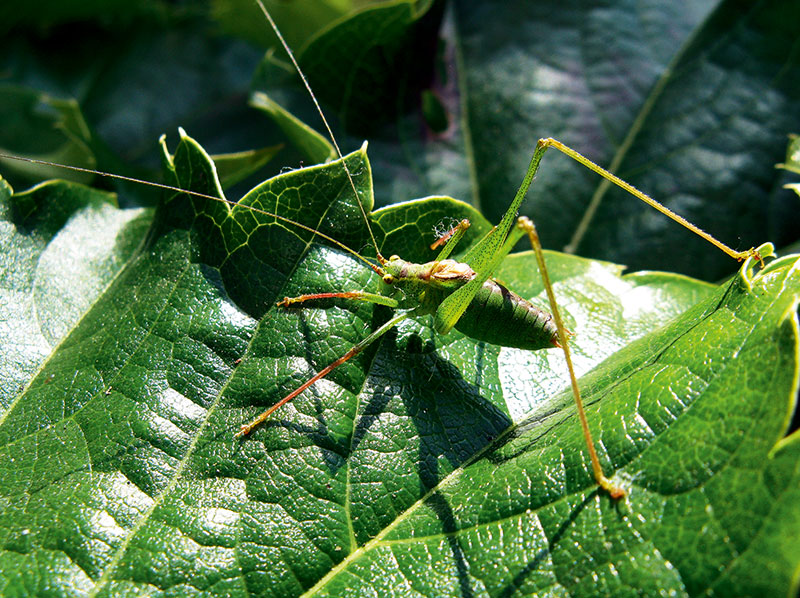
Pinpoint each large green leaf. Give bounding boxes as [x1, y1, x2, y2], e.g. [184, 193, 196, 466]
[1, 1, 799, 596]
[1, 132, 798, 597]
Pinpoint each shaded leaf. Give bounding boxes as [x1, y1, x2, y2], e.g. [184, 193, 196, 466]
[0, 85, 96, 186]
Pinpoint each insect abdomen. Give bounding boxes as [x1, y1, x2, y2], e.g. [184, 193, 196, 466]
[453, 279, 559, 350]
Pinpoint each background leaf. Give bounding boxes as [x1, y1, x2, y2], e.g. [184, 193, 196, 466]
[4, 0, 796, 280]
[450, 0, 800, 279]
[1, 1, 799, 597]
[267, 0, 800, 280]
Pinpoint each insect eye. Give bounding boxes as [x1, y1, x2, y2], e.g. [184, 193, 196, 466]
[383, 274, 395, 284]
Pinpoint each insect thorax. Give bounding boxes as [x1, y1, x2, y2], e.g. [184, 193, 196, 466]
[382, 256, 476, 311]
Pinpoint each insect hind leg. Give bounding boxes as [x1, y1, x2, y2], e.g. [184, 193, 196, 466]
[516, 215, 626, 499]
[536, 138, 762, 266]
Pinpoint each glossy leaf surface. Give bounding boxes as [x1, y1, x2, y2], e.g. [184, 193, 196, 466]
[1, 136, 798, 597]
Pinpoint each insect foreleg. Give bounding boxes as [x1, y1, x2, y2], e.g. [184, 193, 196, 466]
[431, 219, 471, 260]
[516, 215, 625, 499]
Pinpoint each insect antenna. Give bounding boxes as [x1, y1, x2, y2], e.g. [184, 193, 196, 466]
[0, 152, 384, 276]
[253, 0, 385, 265]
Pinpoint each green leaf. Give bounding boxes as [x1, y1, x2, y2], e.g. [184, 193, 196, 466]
[0, 176, 150, 412]
[778, 134, 800, 199]
[210, 145, 284, 189]
[268, 0, 800, 281]
[1, 133, 798, 597]
[373, 195, 491, 263]
[1, 2, 800, 596]
[779, 134, 800, 176]
[0, 85, 96, 186]
[211, 0, 354, 51]
[289, 0, 441, 135]
[250, 91, 335, 165]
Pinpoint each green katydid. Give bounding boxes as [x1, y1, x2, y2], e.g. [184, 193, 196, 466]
[0, 2, 772, 502]
[227, 0, 766, 500]
[229, 134, 763, 498]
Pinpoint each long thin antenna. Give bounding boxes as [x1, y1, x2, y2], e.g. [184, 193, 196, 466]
[253, 0, 384, 262]
[0, 153, 383, 275]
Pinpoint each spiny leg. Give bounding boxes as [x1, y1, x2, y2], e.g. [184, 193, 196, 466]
[278, 290, 399, 308]
[537, 138, 762, 265]
[517, 215, 626, 499]
[239, 289, 401, 436]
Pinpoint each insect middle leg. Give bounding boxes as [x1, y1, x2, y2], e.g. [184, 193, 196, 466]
[238, 290, 404, 436]
[278, 290, 398, 308]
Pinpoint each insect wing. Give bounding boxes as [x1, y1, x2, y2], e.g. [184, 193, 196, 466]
[433, 222, 510, 334]
[434, 157, 531, 334]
